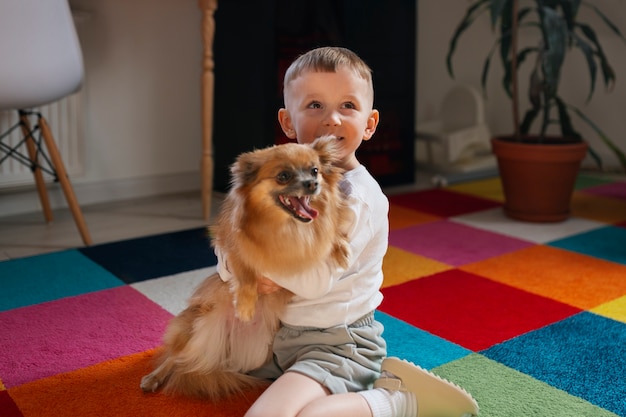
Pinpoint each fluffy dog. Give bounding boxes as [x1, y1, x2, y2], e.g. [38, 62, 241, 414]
[140, 136, 352, 400]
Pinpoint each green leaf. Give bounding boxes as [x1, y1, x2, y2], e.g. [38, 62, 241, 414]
[569, 31, 597, 102]
[560, 0, 582, 33]
[538, 6, 568, 97]
[582, 1, 626, 44]
[528, 67, 543, 109]
[554, 96, 582, 140]
[446, 0, 490, 77]
[520, 107, 540, 135]
[576, 23, 616, 91]
[570, 104, 626, 171]
[489, 0, 510, 28]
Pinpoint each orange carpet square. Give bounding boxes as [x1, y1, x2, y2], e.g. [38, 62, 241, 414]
[571, 191, 626, 224]
[462, 245, 626, 309]
[8, 350, 265, 417]
[388, 204, 440, 230]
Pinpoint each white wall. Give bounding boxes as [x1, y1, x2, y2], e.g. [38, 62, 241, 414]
[3, 1, 625, 217]
[1, 0, 204, 216]
[416, 0, 626, 170]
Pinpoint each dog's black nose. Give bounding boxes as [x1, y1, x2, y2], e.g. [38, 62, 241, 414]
[303, 180, 318, 191]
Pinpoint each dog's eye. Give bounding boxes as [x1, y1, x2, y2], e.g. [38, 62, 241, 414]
[311, 167, 319, 177]
[276, 171, 292, 184]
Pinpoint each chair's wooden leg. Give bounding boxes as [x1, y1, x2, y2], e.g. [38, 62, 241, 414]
[38, 116, 93, 246]
[19, 112, 54, 223]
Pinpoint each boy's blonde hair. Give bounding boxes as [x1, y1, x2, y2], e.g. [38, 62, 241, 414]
[283, 46, 374, 100]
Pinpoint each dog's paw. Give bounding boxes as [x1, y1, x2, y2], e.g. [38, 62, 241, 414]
[140, 373, 162, 393]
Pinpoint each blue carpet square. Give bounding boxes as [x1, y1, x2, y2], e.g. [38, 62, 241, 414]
[79, 227, 217, 283]
[0, 250, 123, 312]
[482, 312, 626, 416]
[549, 226, 626, 266]
[376, 311, 472, 370]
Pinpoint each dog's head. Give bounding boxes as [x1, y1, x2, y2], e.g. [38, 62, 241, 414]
[230, 136, 343, 223]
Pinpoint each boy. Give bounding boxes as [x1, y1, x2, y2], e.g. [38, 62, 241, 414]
[220, 47, 479, 417]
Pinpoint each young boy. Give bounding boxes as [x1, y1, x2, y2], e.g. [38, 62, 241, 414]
[220, 47, 479, 417]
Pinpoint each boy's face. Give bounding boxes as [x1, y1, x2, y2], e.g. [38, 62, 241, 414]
[278, 66, 379, 170]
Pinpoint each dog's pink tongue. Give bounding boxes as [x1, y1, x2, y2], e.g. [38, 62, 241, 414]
[289, 196, 319, 220]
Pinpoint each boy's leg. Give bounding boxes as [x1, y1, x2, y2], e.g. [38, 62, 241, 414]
[244, 371, 329, 417]
[245, 371, 375, 417]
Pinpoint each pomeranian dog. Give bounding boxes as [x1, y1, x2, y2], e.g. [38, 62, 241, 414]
[140, 136, 352, 400]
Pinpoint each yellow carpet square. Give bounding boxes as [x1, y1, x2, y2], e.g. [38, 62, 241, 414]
[382, 246, 451, 288]
[462, 245, 626, 309]
[446, 177, 504, 202]
[592, 295, 626, 324]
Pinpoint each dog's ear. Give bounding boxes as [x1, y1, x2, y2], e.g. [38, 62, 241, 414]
[230, 150, 262, 188]
[311, 135, 341, 169]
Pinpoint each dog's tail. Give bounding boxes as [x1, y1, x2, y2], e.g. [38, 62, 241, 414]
[162, 369, 268, 401]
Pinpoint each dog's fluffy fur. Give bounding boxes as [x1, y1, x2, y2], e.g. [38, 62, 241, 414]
[140, 136, 352, 400]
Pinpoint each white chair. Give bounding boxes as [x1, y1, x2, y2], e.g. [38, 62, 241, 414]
[415, 84, 496, 176]
[0, 0, 92, 245]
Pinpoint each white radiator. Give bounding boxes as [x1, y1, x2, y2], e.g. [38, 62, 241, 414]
[0, 92, 84, 189]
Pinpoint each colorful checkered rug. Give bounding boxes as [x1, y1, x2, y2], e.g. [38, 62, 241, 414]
[1, 175, 625, 416]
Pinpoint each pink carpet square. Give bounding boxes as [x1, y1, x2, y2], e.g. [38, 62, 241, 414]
[583, 182, 626, 200]
[389, 220, 533, 266]
[0, 286, 172, 388]
[379, 269, 581, 351]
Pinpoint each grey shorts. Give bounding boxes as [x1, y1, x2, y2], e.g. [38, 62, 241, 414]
[248, 311, 387, 394]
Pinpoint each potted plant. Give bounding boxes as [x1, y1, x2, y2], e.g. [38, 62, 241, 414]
[447, 0, 626, 222]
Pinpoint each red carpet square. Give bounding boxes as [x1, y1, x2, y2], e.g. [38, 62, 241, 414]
[379, 269, 581, 351]
[0, 287, 172, 388]
[0, 390, 23, 417]
[388, 188, 501, 217]
[389, 220, 533, 266]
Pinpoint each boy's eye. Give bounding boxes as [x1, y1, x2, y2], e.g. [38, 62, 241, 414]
[276, 171, 293, 184]
[342, 102, 357, 110]
[307, 101, 322, 109]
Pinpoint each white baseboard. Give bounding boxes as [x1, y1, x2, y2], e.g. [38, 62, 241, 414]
[0, 171, 201, 218]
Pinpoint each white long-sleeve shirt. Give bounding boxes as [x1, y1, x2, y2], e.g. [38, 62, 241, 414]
[217, 164, 389, 328]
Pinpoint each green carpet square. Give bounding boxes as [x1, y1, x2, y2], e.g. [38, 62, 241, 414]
[434, 354, 620, 417]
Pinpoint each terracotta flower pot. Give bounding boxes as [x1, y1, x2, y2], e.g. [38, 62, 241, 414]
[491, 136, 588, 222]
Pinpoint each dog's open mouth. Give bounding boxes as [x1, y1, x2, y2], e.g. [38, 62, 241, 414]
[278, 195, 319, 222]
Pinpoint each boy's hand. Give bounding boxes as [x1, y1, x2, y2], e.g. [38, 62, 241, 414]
[257, 276, 282, 295]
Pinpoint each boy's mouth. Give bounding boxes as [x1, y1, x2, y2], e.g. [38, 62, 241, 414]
[278, 195, 319, 222]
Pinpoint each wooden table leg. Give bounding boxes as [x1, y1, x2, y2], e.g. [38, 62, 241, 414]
[198, 0, 217, 222]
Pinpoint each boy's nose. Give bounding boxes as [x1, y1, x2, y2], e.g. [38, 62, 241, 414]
[323, 110, 341, 126]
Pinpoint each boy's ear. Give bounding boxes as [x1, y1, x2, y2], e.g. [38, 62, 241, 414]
[363, 109, 380, 141]
[278, 108, 296, 139]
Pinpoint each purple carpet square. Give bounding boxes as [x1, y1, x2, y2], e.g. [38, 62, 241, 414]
[583, 181, 626, 200]
[0, 286, 172, 388]
[388, 189, 501, 217]
[389, 220, 533, 266]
